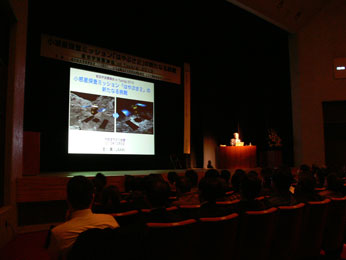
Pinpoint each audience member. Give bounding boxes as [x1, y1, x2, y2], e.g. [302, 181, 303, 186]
[294, 172, 324, 203]
[143, 178, 184, 223]
[92, 172, 107, 205]
[220, 169, 232, 192]
[247, 170, 259, 178]
[259, 167, 274, 196]
[198, 176, 232, 217]
[318, 172, 345, 198]
[125, 176, 152, 210]
[299, 164, 311, 174]
[185, 169, 199, 193]
[267, 167, 296, 207]
[237, 172, 270, 213]
[93, 185, 127, 213]
[146, 178, 171, 208]
[334, 165, 346, 180]
[48, 176, 119, 260]
[228, 169, 246, 201]
[199, 176, 228, 202]
[124, 175, 136, 193]
[312, 165, 327, 188]
[204, 168, 219, 178]
[172, 176, 200, 206]
[167, 171, 178, 194]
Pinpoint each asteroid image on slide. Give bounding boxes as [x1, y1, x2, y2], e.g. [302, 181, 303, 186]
[69, 91, 115, 132]
[116, 98, 154, 134]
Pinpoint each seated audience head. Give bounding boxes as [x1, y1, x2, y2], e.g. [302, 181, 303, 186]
[311, 164, 320, 174]
[132, 176, 146, 192]
[146, 178, 171, 208]
[175, 176, 192, 195]
[299, 164, 311, 174]
[314, 167, 327, 188]
[240, 173, 262, 200]
[143, 174, 163, 191]
[271, 168, 293, 193]
[260, 167, 273, 188]
[247, 170, 259, 178]
[231, 169, 246, 192]
[204, 169, 219, 178]
[220, 169, 231, 184]
[185, 169, 198, 188]
[326, 172, 343, 192]
[296, 171, 316, 194]
[294, 171, 326, 203]
[93, 172, 107, 192]
[101, 185, 121, 210]
[167, 171, 178, 184]
[124, 175, 136, 192]
[67, 176, 94, 210]
[199, 176, 226, 202]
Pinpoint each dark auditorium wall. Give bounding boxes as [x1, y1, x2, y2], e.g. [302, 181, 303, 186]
[1, 0, 28, 248]
[289, 0, 346, 167]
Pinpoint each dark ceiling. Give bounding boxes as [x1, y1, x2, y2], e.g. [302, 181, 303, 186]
[27, 0, 288, 65]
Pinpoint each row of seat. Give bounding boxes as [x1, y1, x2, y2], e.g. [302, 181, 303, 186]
[71, 197, 346, 260]
[148, 197, 346, 260]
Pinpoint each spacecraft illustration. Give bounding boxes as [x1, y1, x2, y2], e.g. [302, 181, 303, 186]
[115, 98, 154, 134]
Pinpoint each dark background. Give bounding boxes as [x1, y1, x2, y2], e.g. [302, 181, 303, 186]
[23, 0, 293, 171]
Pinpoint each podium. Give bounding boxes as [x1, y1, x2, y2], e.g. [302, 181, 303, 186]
[218, 146, 257, 169]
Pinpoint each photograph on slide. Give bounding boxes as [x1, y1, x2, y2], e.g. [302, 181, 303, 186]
[69, 91, 115, 132]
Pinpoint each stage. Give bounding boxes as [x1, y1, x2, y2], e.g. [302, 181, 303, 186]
[36, 169, 189, 177]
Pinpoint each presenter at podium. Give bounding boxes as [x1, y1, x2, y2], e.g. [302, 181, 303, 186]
[230, 132, 243, 146]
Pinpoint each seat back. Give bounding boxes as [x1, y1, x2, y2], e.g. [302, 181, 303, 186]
[198, 213, 239, 260]
[270, 203, 305, 260]
[297, 198, 331, 259]
[236, 207, 278, 260]
[315, 187, 327, 192]
[168, 196, 178, 203]
[144, 219, 200, 260]
[225, 190, 234, 196]
[178, 204, 201, 219]
[141, 206, 179, 214]
[111, 209, 140, 227]
[216, 199, 240, 212]
[322, 196, 346, 252]
[255, 196, 267, 200]
[67, 227, 136, 260]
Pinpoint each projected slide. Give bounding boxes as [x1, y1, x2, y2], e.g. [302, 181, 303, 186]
[68, 68, 155, 155]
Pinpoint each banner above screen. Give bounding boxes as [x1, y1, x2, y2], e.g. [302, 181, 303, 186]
[40, 34, 181, 85]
